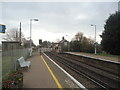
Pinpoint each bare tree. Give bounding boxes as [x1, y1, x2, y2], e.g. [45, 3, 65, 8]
[87, 37, 95, 45]
[3, 28, 24, 42]
[70, 32, 97, 53]
[3, 28, 36, 48]
[55, 38, 60, 43]
[74, 32, 84, 43]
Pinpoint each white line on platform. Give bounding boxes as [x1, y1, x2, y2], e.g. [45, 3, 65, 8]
[43, 52, 88, 90]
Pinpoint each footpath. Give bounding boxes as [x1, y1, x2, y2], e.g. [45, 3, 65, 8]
[23, 52, 58, 88]
[23, 52, 81, 89]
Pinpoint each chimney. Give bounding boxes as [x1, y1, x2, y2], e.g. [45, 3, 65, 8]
[62, 37, 64, 40]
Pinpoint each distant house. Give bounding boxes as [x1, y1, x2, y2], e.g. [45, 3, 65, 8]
[51, 43, 60, 52]
[52, 37, 69, 53]
[59, 37, 69, 52]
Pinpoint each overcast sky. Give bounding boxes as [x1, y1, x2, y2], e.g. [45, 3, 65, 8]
[0, 1, 118, 45]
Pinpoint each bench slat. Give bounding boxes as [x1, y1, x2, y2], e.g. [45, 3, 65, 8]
[17, 56, 31, 68]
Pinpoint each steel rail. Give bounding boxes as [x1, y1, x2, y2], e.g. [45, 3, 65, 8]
[45, 52, 119, 89]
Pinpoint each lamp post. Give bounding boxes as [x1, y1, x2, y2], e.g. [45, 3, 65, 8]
[30, 19, 38, 57]
[66, 35, 70, 52]
[91, 24, 97, 54]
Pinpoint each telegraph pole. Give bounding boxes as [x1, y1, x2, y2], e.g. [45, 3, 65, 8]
[95, 25, 96, 54]
[19, 22, 21, 44]
[91, 24, 97, 54]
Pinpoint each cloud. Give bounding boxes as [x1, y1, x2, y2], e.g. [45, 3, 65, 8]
[1, 2, 118, 45]
[75, 14, 88, 20]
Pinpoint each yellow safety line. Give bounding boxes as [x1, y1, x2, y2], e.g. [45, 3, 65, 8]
[41, 55, 63, 89]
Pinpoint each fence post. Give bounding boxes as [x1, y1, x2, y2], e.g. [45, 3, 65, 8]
[11, 46, 13, 71]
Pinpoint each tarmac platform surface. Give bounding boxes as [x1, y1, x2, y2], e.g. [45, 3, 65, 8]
[23, 52, 57, 88]
[23, 52, 82, 89]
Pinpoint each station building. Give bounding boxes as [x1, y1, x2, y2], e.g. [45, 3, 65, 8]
[52, 37, 69, 53]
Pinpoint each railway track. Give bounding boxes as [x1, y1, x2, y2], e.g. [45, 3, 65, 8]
[45, 52, 120, 89]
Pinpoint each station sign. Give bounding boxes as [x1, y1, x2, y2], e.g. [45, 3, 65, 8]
[0, 24, 6, 33]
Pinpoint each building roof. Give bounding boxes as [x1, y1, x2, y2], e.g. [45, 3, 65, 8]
[59, 39, 68, 44]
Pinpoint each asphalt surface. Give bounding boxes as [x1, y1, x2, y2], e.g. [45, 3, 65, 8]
[23, 52, 57, 88]
[23, 52, 80, 88]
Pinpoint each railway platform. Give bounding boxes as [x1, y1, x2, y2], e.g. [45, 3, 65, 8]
[23, 52, 84, 89]
[66, 52, 119, 62]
